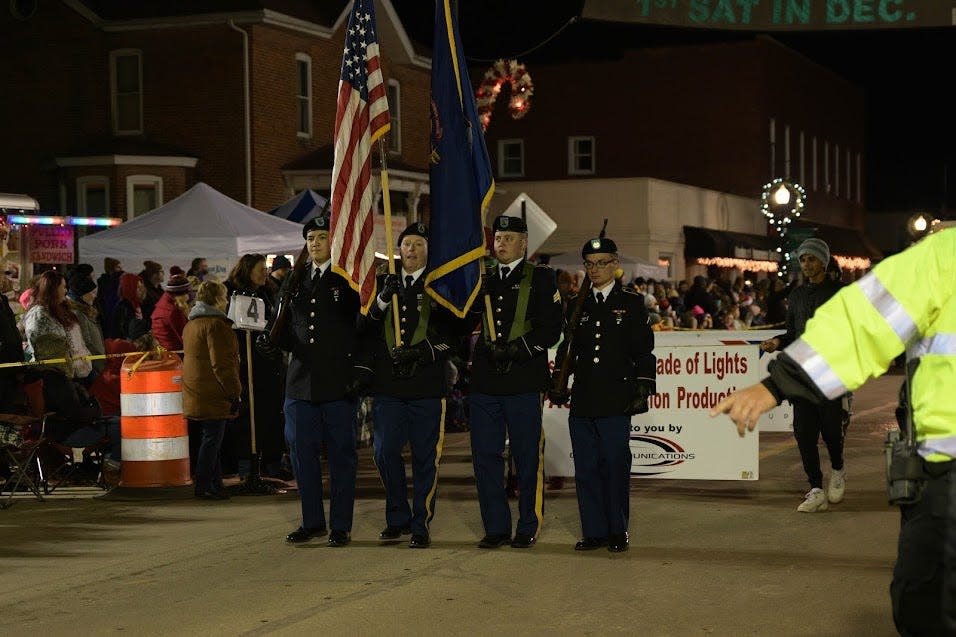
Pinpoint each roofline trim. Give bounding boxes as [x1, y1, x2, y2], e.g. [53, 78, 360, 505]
[55, 155, 199, 168]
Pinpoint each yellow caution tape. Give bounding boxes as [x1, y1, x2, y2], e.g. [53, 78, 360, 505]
[0, 347, 183, 370]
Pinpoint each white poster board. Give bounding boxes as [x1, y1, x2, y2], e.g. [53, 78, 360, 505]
[543, 329, 788, 481]
[227, 294, 268, 331]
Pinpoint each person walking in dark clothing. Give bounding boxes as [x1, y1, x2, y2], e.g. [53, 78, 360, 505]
[759, 238, 846, 512]
[272, 216, 363, 547]
[361, 222, 464, 549]
[467, 215, 563, 549]
[549, 228, 656, 553]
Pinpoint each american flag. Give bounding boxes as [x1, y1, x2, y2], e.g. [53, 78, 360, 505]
[330, 0, 390, 315]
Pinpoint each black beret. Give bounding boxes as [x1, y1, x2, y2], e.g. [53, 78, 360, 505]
[581, 235, 618, 258]
[398, 221, 428, 245]
[492, 215, 527, 233]
[75, 263, 94, 276]
[302, 215, 330, 239]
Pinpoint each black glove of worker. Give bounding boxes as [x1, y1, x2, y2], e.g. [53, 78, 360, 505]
[624, 380, 657, 416]
[344, 366, 374, 399]
[254, 332, 282, 361]
[377, 274, 402, 304]
[488, 341, 513, 364]
[229, 397, 242, 415]
[391, 341, 432, 378]
[547, 380, 571, 407]
[392, 341, 432, 366]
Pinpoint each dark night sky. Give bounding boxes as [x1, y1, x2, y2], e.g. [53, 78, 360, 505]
[396, 2, 955, 215]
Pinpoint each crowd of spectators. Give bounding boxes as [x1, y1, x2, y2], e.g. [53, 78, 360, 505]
[550, 268, 809, 333]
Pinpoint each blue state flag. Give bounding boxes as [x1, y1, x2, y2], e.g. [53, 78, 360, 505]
[424, 0, 495, 318]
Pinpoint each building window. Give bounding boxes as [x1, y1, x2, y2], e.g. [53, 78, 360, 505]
[834, 144, 840, 198]
[126, 175, 163, 219]
[295, 53, 312, 138]
[783, 125, 791, 179]
[110, 50, 142, 135]
[856, 152, 862, 203]
[799, 131, 805, 186]
[846, 148, 852, 199]
[568, 136, 595, 175]
[498, 139, 524, 178]
[387, 79, 401, 154]
[823, 141, 830, 193]
[768, 117, 776, 176]
[77, 177, 110, 216]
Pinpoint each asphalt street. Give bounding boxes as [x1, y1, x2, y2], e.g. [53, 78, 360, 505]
[0, 370, 905, 636]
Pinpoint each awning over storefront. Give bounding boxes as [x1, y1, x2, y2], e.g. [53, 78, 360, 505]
[683, 226, 779, 260]
[793, 222, 883, 260]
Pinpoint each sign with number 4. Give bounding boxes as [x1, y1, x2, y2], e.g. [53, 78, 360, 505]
[227, 294, 267, 331]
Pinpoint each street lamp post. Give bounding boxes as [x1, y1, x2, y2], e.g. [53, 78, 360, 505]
[760, 178, 806, 278]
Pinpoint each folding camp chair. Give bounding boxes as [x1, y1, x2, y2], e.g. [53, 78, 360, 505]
[0, 411, 46, 508]
[22, 377, 110, 494]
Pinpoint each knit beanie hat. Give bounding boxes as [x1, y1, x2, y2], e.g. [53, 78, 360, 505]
[163, 274, 192, 294]
[67, 272, 97, 297]
[797, 238, 829, 265]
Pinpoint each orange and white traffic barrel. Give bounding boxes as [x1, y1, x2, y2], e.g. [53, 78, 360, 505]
[119, 352, 192, 487]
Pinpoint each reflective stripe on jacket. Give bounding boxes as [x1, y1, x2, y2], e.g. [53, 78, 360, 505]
[784, 229, 956, 462]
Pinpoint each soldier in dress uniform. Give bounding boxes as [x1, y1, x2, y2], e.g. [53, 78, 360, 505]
[272, 216, 363, 547]
[361, 222, 464, 549]
[549, 228, 656, 553]
[467, 214, 563, 549]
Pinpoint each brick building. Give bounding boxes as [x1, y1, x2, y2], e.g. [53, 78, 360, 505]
[0, 0, 431, 225]
[1, 2, 880, 280]
[475, 36, 881, 279]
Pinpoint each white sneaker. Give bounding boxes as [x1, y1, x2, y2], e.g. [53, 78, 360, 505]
[828, 467, 846, 504]
[797, 487, 829, 512]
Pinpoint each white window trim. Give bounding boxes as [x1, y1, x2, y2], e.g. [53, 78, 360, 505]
[568, 136, 596, 176]
[109, 49, 143, 135]
[126, 174, 163, 220]
[387, 78, 401, 154]
[295, 53, 313, 139]
[497, 139, 524, 178]
[76, 176, 110, 217]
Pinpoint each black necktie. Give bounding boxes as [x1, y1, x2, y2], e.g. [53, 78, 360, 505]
[313, 267, 321, 280]
[500, 266, 510, 280]
[595, 291, 604, 305]
[405, 275, 414, 290]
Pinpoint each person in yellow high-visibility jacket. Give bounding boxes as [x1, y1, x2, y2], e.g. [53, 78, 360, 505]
[711, 228, 956, 637]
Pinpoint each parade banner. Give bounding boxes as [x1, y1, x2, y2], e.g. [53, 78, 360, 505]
[543, 329, 788, 480]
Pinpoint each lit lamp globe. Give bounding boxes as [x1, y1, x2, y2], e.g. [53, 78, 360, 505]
[907, 212, 935, 238]
[760, 178, 806, 232]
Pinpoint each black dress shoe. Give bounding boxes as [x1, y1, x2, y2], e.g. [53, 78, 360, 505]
[195, 489, 230, 501]
[608, 533, 629, 553]
[477, 533, 511, 549]
[574, 537, 608, 551]
[379, 525, 412, 540]
[408, 533, 431, 548]
[285, 526, 328, 543]
[328, 530, 351, 547]
[510, 533, 536, 548]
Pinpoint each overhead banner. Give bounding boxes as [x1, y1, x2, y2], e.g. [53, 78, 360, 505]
[583, 0, 956, 30]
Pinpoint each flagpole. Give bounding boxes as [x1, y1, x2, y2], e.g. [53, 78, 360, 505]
[379, 140, 403, 346]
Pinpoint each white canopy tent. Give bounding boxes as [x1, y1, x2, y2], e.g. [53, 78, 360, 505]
[78, 182, 306, 277]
